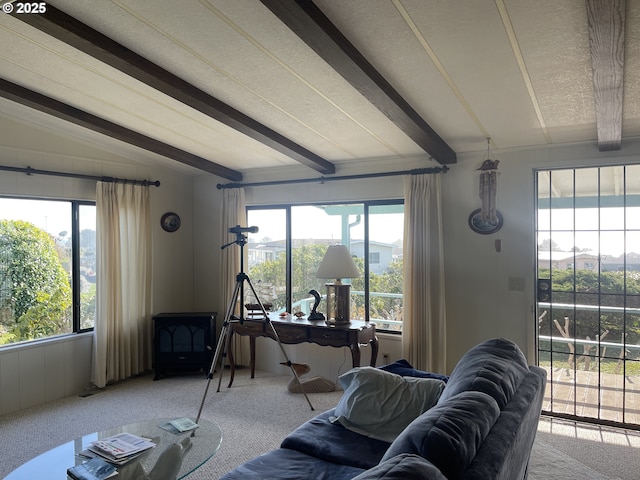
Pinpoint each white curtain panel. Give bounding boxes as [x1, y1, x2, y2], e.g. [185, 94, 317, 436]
[402, 174, 447, 373]
[220, 188, 247, 365]
[92, 182, 152, 388]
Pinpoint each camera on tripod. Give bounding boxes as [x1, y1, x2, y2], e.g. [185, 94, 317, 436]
[222, 226, 259, 250]
[228, 225, 259, 234]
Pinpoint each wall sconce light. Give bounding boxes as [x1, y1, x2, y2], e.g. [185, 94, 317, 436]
[315, 245, 360, 325]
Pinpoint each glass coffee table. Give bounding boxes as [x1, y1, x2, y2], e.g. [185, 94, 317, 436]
[5, 418, 222, 480]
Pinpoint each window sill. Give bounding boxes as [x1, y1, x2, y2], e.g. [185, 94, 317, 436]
[0, 331, 93, 352]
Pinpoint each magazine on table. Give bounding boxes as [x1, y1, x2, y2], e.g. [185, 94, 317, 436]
[79, 447, 146, 466]
[87, 432, 156, 463]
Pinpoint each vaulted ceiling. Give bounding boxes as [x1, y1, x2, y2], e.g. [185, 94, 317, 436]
[0, 0, 637, 182]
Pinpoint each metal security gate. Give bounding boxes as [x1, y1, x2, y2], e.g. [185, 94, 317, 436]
[536, 165, 640, 427]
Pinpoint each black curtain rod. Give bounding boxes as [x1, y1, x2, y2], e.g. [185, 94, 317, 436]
[0, 165, 160, 187]
[217, 165, 449, 189]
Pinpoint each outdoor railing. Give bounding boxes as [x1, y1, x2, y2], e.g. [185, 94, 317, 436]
[538, 301, 640, 356]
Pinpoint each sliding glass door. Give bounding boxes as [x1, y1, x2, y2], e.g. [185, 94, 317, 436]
[536, 165, 640, 426]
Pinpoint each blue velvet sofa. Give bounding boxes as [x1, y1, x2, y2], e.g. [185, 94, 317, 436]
[220, 338, 547, 479]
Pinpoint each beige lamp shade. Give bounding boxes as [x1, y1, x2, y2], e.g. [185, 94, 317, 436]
[315, 245, 360, 282]
[316, 245, 359, 325]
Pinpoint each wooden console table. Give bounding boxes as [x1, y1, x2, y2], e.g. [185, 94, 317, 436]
[227, 313, 378, 386]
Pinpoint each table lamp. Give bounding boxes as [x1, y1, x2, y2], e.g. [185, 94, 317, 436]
[316, 245, 360, 325]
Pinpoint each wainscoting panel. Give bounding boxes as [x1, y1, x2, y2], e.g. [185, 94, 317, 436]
[0, 333, 93, 416]
[0, 350, 20, 414]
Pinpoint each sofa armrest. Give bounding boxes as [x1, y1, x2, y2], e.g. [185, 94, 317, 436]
[439, 338, 530, 409]
[465, 366, 547, 480]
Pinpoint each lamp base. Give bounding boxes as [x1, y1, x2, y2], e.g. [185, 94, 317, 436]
[325, 283, 351, 326]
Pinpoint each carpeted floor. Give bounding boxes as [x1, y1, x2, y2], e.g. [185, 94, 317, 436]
[528, 440, 612, 480]
[1, 369, 640, 479]
[0, 369, 342, 479]
[531, 416, 640, 480]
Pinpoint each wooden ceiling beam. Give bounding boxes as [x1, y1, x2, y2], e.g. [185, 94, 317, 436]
[586, 0, 626, 151]
[11, 4, 336, 175]
[0, 79, 243, 181]
[261, 0, 456, 165]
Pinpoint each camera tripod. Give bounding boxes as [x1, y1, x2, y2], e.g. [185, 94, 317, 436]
[195, 226, 314, 423]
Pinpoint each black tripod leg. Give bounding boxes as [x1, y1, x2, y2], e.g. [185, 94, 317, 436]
[245, 277, 315, 411]
[195, 279, 241, 423]
[194, 319, 229, 424]
[264, 318, 314, 411]
[216, 315, 237, 392]
[215, 279, 243, 392]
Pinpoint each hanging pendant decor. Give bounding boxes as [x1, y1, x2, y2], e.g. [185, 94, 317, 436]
[469, 138, 503, 234]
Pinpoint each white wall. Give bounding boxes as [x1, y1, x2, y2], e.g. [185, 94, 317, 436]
[192, 176, 225, 314]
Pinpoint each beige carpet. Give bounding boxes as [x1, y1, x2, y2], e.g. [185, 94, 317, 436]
[531, 416, 640, 480]
[528, 441, 613, 480]
[1, 369, 639, 479]
[0, 369, 343, 479]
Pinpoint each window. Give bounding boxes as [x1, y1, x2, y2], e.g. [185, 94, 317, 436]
[536, 165, 640, 427]
[245, 207, 287, 312]
[247, 201, 404, 332]
[0, 197, 96, 346]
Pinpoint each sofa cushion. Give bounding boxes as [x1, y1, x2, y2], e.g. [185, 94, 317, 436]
[379, 359, 449, 382]
[330, 367, 446, 442]
[219, 447, 365, 480]
[437, 337, 529, 409]
[351, 453, 447, 480]
[382, 391, 501, 479]
[281, 409, 391, 469]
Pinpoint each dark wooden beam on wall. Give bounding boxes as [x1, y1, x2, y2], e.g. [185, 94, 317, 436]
[12, 5, 336, 175]
[261, 0, 456, 165]
[586, 0, 626, 151]
[0, 79, 243, 181]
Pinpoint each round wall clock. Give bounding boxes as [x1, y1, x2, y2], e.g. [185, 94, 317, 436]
[160, 212, 181, 232]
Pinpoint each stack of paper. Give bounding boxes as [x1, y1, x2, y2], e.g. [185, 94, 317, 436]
[87, 432, 156, 465]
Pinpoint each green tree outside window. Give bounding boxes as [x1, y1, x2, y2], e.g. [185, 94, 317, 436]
[0, 220, 72, 344]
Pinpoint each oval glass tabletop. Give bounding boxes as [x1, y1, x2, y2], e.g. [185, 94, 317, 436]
[5, 417, 222, 480]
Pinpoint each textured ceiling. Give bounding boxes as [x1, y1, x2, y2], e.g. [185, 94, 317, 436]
[0, 0, 638, 181]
